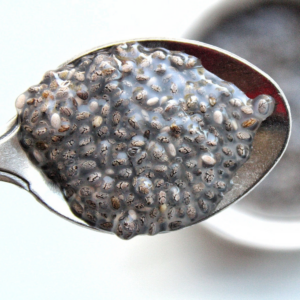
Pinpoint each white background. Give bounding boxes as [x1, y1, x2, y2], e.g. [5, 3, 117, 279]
[1, 0, 300, 299]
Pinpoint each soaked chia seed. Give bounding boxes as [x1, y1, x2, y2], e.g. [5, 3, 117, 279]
[15, 42, 274, 239]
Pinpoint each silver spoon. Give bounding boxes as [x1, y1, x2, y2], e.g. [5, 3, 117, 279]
[0, 37, 291, 237]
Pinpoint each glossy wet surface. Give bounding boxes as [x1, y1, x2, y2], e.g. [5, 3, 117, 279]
[16, 42, 273, 238]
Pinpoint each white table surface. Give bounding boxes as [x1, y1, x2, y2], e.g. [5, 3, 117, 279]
[1, 1, 300, 299]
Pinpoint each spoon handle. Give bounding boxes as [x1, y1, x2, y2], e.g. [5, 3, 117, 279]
[0, 117, 31, 190]
[0, 115, 91, 227]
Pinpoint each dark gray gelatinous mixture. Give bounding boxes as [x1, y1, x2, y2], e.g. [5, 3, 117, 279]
[15, 42, 274, 239]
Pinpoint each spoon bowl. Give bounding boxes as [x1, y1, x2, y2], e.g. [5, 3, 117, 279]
[0, 38, 291, 236]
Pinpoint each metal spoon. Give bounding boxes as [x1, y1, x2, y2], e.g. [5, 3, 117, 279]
[0, 37, 291, 236]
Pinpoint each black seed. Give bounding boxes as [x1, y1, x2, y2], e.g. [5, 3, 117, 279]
[169, 221, 182, 230]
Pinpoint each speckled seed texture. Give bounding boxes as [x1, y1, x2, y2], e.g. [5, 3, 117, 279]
[16, 42, 274, 239]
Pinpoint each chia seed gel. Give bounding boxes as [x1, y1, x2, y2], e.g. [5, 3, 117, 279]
[15, 42, 274, 239]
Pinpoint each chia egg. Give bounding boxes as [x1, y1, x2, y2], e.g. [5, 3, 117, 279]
[15, 42, 274, 239]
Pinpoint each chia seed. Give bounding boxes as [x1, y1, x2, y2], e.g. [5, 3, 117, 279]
[16, 41, 274, 239]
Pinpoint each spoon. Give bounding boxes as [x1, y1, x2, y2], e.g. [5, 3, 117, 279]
[0, 37, 291, 238]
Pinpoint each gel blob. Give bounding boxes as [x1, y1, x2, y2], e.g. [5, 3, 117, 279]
[15, 42, 275, 239]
